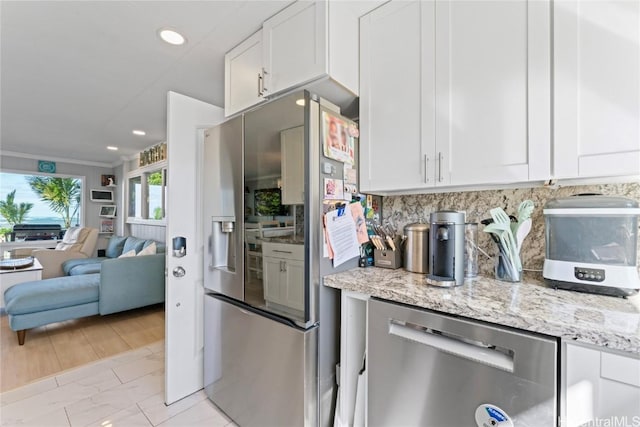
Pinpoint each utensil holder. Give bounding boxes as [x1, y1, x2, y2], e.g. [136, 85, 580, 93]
[374, 248, 402, 269]
[495, 254, 522, 282]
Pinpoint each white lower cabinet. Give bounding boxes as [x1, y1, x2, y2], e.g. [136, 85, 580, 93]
[563, 341, 640, 427]
[554, 0, 640, 179]
[262, 242, 304, 312]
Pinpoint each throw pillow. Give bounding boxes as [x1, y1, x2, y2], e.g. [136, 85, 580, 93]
[105, 235, 128, 258]
[55, 227, 91, 251]
[62, 227, 83, 243]
[118, 249, 136, 258]
[55, 242, 82, 251]
[122, 237, 147, 255]
[137, 242, 156, 256]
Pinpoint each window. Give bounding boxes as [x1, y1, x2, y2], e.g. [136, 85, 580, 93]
[128, 176, 142, 218]
[0, 171, 84, 241]
[147, 170, 166, 220]
[127, 168, 166, 223]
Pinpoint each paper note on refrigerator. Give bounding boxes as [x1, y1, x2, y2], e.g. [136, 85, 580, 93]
[349, 203, 369, 244]
[324, 208, 360, 267]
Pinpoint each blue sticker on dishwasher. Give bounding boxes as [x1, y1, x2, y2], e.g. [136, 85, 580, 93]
[475, 404, 514, 427]
[486, 407, 507, 421]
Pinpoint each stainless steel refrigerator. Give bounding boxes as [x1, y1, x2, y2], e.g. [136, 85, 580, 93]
[203, 90, 359, 427]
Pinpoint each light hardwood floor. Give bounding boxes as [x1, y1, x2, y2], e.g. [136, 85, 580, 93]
[0, 304, 164, 393]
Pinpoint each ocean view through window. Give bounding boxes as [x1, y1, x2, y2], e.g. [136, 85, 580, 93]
[0, 172, 83, 241]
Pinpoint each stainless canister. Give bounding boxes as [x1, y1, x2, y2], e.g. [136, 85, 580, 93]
[403, 223, 429, 273]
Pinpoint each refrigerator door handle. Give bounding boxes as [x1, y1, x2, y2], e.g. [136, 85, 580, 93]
[209, 293, 304, 330]
[238, 307, 254, 316]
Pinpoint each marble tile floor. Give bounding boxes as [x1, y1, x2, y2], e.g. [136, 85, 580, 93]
[0, 340, 236, 427]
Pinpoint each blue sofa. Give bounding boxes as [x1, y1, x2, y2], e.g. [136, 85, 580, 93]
[4, 236, 166, 345]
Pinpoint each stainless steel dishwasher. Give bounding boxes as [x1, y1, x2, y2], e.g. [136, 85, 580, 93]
[368, 298, 558, 427]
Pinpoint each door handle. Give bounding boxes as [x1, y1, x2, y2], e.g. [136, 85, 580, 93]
[172, 266, 186, 278]
[261, 67, 268, 93]
[424, 154, 429, 183]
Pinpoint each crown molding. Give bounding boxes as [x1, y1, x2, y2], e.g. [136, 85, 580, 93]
[0, 150, 117, 169]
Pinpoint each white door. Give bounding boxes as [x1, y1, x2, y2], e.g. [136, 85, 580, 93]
[554, 0, 640, 179]
[262, 255, 282, 305]
[564, 342, 640, 427]
[435, 0, 551, 186]
[283, 259, 305, 311]
[224, 30, 265, 117]
[165, 91, 224, 404]
[262, 0, 326, 96]
[359, 0, 434, 193]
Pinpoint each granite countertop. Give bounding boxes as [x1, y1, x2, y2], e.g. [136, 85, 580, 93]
[324, 267, 640, 355]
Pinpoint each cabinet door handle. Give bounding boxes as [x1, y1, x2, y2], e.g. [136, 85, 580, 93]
[261, 67, 268, 93]
[282, 261, 287, 272]
[438, 152, 443, 183]
[273, 250, 293, 254]
[258, 73, 263, 97]
[424, 154, 429, 183]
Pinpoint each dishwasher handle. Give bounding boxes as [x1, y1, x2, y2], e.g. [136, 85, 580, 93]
[388, 321, 514, 372]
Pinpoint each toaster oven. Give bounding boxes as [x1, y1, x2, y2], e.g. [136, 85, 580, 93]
[543, 195, 640, 297]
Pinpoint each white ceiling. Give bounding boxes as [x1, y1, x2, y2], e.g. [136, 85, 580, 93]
[0, 0, 291, 166]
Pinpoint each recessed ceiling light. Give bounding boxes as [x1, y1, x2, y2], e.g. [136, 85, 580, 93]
[296, 99, 305, 106]
[107, 146, 118, 151]
[132, 130, 146, 136]
[158, 28, 186, 46]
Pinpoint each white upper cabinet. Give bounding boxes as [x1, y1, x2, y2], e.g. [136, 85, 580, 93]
[435, 0, 551, 186]
[224, 31, 266, 118]
[262, 1, 326, 96]
[360, 0, 551, 194]
[360, 0, 434, 192]
[554, 0, 640, 179]
[225, 1, 384, 117]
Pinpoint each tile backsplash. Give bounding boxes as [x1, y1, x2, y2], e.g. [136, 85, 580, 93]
[382, 181, 640, 277]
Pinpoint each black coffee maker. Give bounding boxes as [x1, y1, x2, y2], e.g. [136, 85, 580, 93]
[426, 210, 465, 287]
